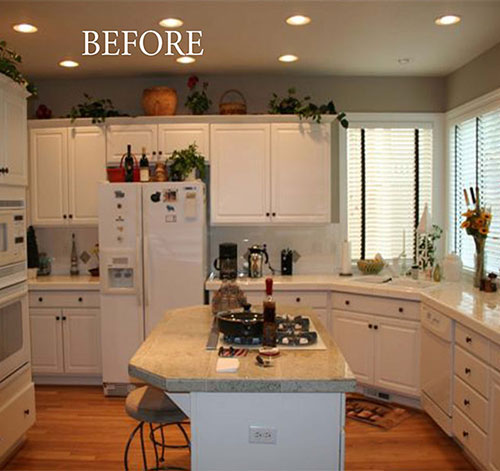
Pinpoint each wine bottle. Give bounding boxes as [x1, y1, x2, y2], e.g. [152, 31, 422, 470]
[70, 233, 79, 276]
[139, 147, 150, 182]
[262, 277, 276, 347]
[124, 144, 134, 182]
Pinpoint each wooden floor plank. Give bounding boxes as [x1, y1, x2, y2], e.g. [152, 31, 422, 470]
[2, 386, 475, 471]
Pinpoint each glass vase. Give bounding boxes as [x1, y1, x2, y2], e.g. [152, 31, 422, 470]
[473, 238, 485, 289]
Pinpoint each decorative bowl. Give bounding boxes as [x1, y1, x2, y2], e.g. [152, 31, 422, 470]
[357, 259, 385, 275]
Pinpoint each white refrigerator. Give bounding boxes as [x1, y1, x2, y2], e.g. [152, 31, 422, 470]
[98, 182, 207, 395]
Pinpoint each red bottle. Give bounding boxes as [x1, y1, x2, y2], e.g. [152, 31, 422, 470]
[262, 278, 276, 347]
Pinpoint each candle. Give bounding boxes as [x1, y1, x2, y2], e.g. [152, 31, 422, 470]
[402, 229, 406, 254]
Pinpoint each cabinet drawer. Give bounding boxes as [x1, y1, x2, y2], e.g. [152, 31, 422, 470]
[29, 291, 100, 308]
[332, 292, 419, 321]
[245, 291, 327, 309]
[452, 406, 487, 466]
[0, 382, 36, 458]
[490, 342, 500, 372]
[454, 346, 489, 398]
[456, 324, 490, 363]
[454, 376, 488, 432]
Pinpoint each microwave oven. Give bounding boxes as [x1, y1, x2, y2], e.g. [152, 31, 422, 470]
[0, 199, 26, 269]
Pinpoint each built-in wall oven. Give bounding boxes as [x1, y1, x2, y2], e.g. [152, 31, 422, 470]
[0, 199, 26, 269]
[0, 281, 29, 385]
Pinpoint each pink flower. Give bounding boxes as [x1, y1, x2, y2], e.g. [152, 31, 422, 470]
[187, 75, 199, 90]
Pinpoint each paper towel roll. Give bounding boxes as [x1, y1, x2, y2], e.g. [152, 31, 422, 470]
[340, 241, 352, 275]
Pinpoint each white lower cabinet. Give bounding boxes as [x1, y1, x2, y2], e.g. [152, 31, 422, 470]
[332, 300, 420, 397]
[489, 368, 500, 471]
[29, 291, 101, 376]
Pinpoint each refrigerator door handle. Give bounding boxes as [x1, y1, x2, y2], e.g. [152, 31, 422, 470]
[143, 232, 150, 308]
[136, 233, 142, 306]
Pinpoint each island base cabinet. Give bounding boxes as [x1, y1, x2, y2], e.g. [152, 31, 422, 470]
[187, 392, 345, 471]
[489, 368, 500, 471]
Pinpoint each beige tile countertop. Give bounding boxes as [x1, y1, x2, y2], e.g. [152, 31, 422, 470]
[206, 274, 500, 344]
[129, 305, 356, 393]
[28, 275, 100, 291]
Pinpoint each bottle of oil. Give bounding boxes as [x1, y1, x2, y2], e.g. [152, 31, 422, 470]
[70, 233, 79, 276]
[262, 277, 276, 347]
[139, 147, 150, 182]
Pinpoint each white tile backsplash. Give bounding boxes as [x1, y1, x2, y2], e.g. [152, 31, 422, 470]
[209, 224, 342, 276]
[33, 227, 98, 276]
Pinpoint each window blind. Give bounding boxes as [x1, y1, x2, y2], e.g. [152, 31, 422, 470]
[450, 110, 500, 273]
[347, 127, 433, 260]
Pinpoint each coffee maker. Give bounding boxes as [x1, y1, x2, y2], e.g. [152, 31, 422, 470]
[213, 243, 238, 279]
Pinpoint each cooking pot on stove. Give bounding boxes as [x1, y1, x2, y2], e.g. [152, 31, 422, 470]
[216, 305, 263, 337]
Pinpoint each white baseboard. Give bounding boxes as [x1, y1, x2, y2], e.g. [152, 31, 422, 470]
[356, 384, 422, 410]
[33, 375, 102, 386]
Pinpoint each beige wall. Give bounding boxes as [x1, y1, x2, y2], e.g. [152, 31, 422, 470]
[28, 74, 446, 118]
[446, 42, 500, 110]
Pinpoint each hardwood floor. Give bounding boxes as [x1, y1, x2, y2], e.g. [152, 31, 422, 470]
[3, 386, 475, 471]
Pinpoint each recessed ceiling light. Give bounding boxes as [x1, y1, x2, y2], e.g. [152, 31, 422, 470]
[13, 23, 38, 33]
[286, 15, 311, 26]
[176, 56, 195, 64]
[59, 60, 79, 68]
[435, 14, 461, 26]
[159, 18, 184, 28]
[398, 58, 411, 65]
[278, 54, 298, 63]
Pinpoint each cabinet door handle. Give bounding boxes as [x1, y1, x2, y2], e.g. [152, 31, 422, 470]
[38, 297, 43, 302]
[272, 212, 276, 217]
[266, 212, 270, 217]
[374, 325, 378, 330]
[296, 297, 301, 303]
[62, 316, 67, 321]
[368, 324, 373, 329]
[24, 409, 30, 415]
[466, 336, 472, 343]
[56, 316, 60, 321]
[345, 300, 350, 306]
[398, 307, 404, 313]
[63, 214, 67, 219]
[462, 431, 469, 438]
[78, 297, 83, 302]
[463, 399, 470, 406]
[69, 214, 73, 219]
[465, 368, 471, 375]
[5, 167, 9, 174]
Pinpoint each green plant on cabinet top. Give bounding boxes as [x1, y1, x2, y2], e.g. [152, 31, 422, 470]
[69, 93, 126, 123]
[168, 143, 206, 181]
[0, 40, 36, 95]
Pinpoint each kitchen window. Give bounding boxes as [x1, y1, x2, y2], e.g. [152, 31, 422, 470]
[347, 125, 433, 260]
[449, 109, 500, 273]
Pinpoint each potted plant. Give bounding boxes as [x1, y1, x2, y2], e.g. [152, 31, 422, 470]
[69, 93, 126, 123]
[185, 75, 212, 115]
[0, 40, 36, 95]
[168, 143, 206, 181]
[269, 87, 349, 128]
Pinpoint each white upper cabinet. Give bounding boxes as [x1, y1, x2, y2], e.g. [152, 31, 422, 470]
[210, 124, 271, 224]
[210, 122, 331, 225]
[30, 128, 69, 225]
[30, 126, 105, 226]
[0, 77, 29, 186]
[106, 123, 209, 163]
[271, 123, 331, 223]
[158, 123, 209, 160]
[68, 127, 106, 224]
[106, 124, 158, 163]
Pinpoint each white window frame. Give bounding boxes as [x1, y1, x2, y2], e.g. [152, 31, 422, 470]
[445, 87, 500, 269]
[339, 113, 445, 249]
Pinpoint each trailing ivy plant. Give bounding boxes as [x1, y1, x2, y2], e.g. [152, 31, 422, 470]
[69, 93, 126, 123]
[0, 40, 36, 95]
[168, 143, 206, 181]
[268, 87, 348, 128]
[418, 224, 443, 269]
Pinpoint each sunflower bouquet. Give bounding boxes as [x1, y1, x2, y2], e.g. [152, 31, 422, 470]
[461, 187, 492, 288]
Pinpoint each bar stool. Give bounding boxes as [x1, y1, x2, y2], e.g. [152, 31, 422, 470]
[124, 385, 190, 471]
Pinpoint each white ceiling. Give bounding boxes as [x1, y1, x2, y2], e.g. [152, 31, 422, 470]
[2, 0, 500, 79]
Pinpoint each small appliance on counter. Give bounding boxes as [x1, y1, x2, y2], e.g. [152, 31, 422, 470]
[281, 248, 293, 275]
[213, 242, 238, 280]
[247, 244, 269, 278]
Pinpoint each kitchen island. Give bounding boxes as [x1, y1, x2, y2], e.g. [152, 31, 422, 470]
[129, 305, 355, 471]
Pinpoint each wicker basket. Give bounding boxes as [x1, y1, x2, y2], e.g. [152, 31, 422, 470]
[219, 89, 247, 115]
[357, 259, 385, 275]
[142, 87, 178, 116]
